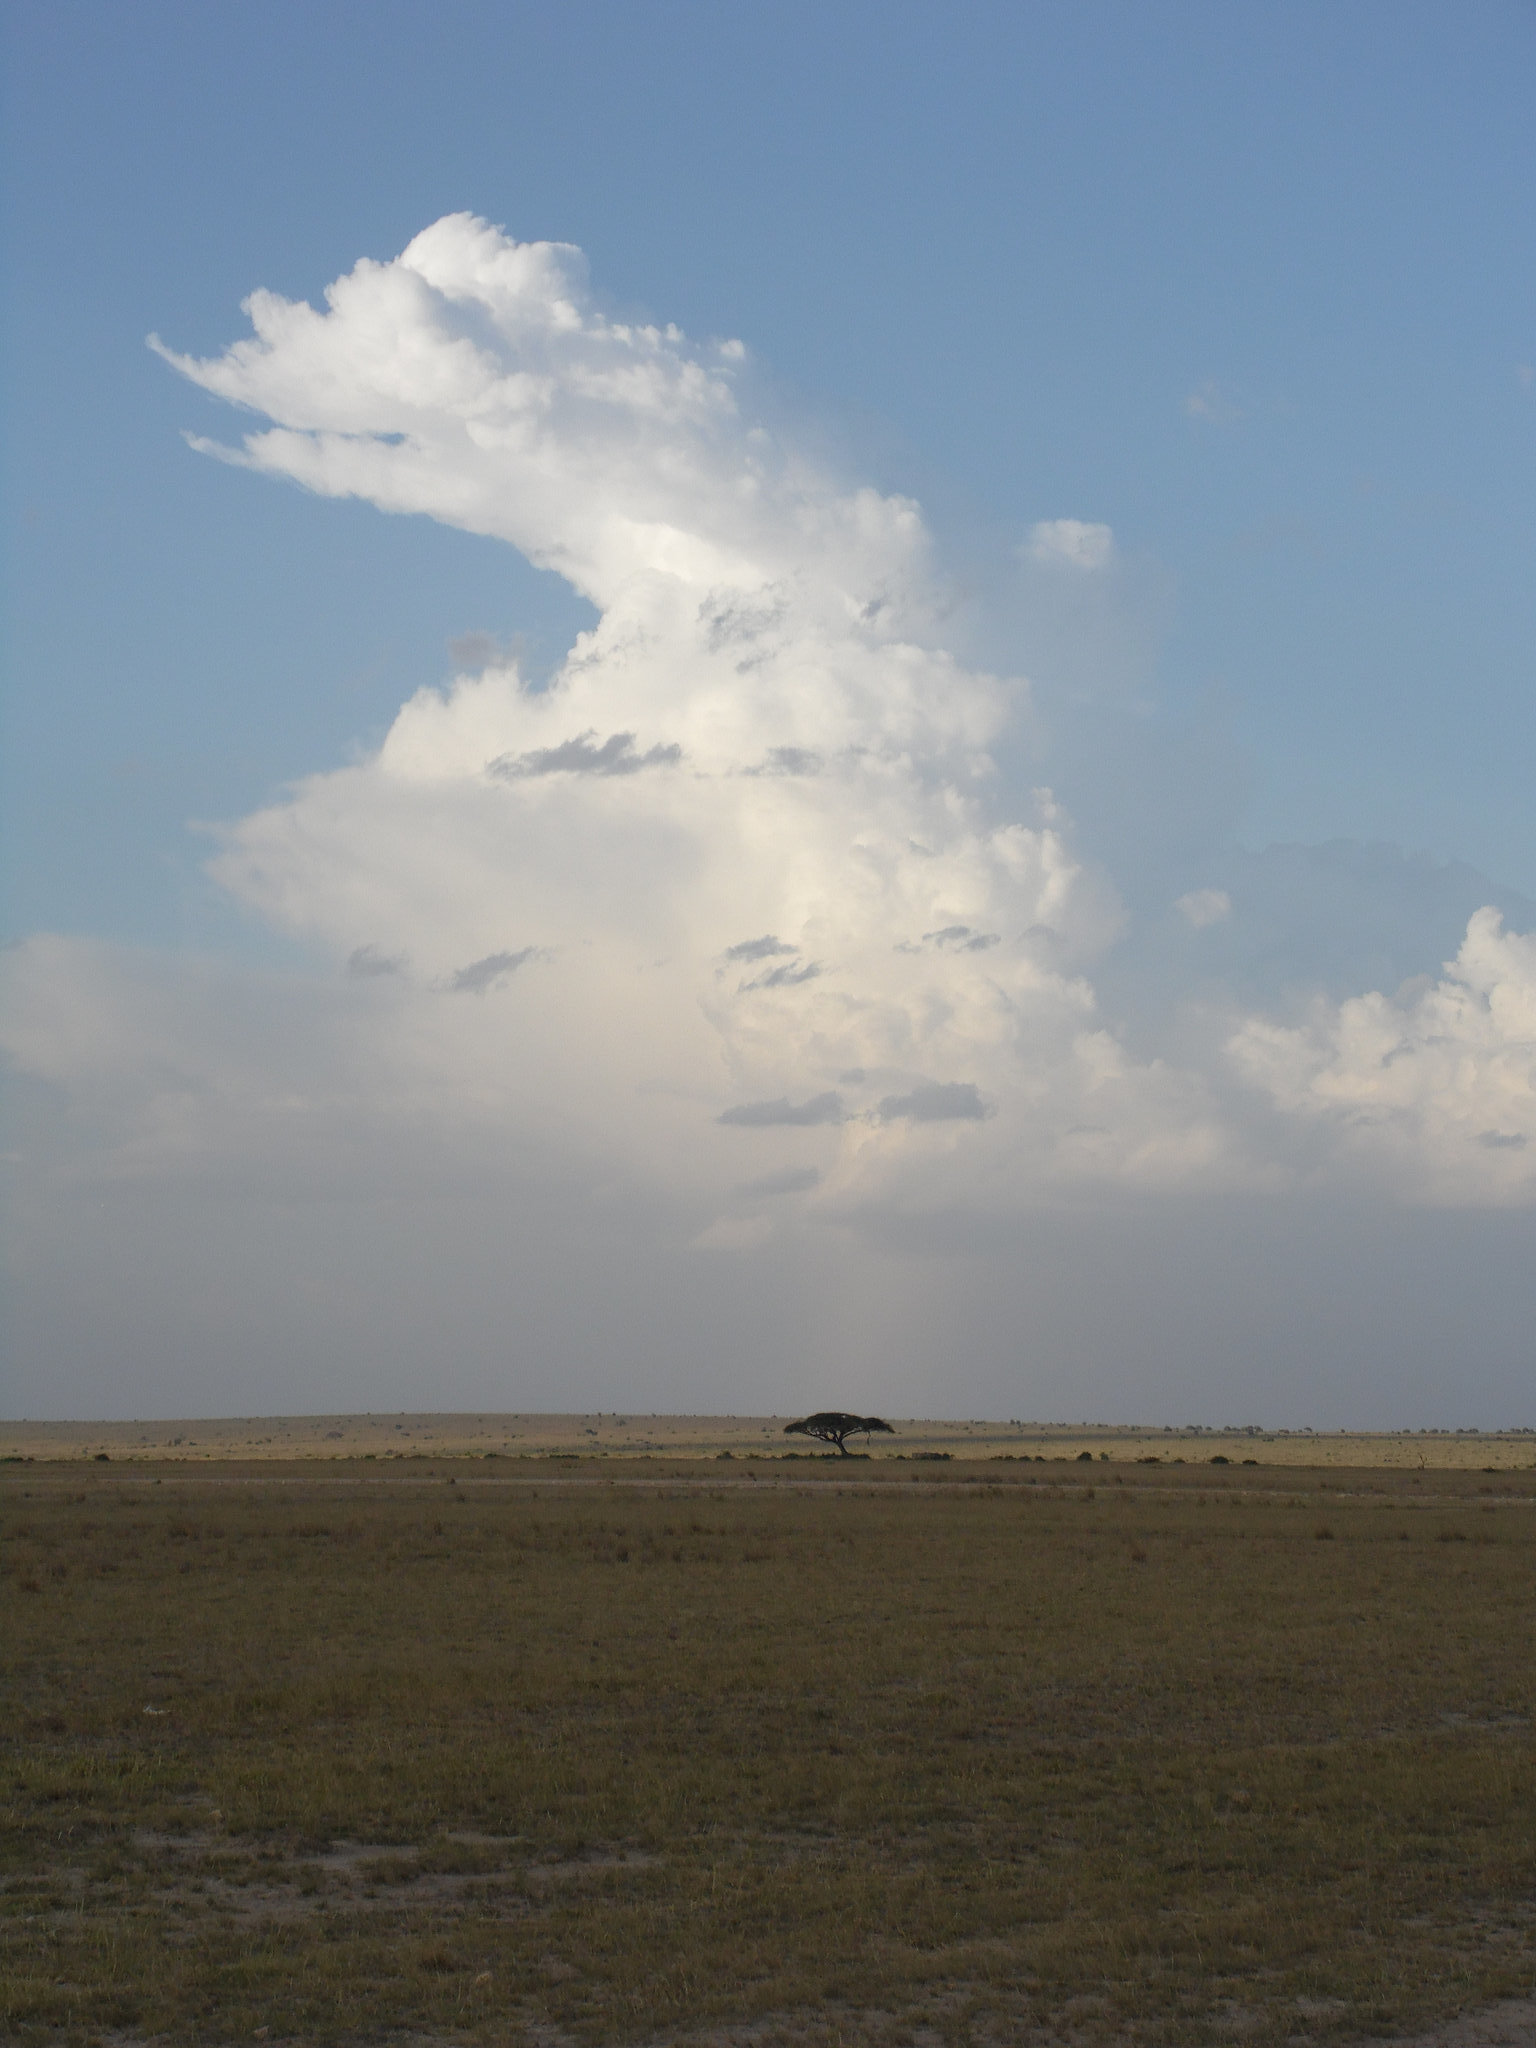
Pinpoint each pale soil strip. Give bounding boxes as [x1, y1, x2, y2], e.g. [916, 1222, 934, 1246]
[5, 1413, 1534, 1470]
[1366, 1998, 1536, 2047]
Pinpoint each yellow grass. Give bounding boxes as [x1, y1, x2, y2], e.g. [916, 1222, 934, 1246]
[5, 1412, 1535, 1469]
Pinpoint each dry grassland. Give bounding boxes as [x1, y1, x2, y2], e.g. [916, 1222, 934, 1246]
[3, 1454, 1534, 2047]
[5, 1413, 1535, 1469]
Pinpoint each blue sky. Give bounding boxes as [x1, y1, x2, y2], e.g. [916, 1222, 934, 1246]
[2, 2, 1534, 1421]
[6, 0, 1532, 947]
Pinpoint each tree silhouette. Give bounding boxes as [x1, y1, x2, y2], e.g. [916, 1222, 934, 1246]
[783, 1412, 895, 1457]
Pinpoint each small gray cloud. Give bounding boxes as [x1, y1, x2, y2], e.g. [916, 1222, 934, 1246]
[724, 935, 794, 963]
[1478, 1130, 1527, 1150]
[488, 731, 682, 779]
[450, 630, 524, 673]
[450, 949, 534, 995]
[736, 1166, 822, 1197]
[699, 589, 785, 651]
[745, 745, 822, 777]
[878, 1081, 989, 1123]
[745, 959, 821, 990]
[346, 945, 404, 979]
[719, 1092, 843, 1128]
[922, 925, 1000, 952]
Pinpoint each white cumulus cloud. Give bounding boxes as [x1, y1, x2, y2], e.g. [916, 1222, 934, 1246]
[2, 212, 1531, 1272]
[132, 216, 1222, 1223]
[1229, 909, 1536, 1203]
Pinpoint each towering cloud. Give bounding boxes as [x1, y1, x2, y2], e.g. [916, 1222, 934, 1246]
[4, 213, 1533, 1351]
[139, 213, 1232, 1225]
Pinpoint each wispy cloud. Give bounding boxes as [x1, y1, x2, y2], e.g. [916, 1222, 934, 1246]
[1025, 518, 1115, 570]
[1184, 379, 1243, 425]
[1176, 889, 1231, 929]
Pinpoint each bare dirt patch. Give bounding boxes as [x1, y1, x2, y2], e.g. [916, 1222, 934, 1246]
[1364, 2000, 1536, 2047]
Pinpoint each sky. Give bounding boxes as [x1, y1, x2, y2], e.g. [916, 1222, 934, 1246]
[2, 0, 1534, 1425]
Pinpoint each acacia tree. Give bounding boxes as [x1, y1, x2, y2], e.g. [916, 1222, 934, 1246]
[783, 1412, 895, 1457]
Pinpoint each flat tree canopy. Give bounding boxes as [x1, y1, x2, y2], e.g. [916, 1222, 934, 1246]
[783, 1412, 895, 1457]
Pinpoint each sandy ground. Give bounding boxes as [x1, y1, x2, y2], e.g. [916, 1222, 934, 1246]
[1367, 2000, 1536, 2046]
[83, 2005, 1536, 2047]
[3, 1410, 1535, 1469]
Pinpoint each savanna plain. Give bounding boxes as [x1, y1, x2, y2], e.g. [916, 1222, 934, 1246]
[4, 1426, 1535, 2048]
